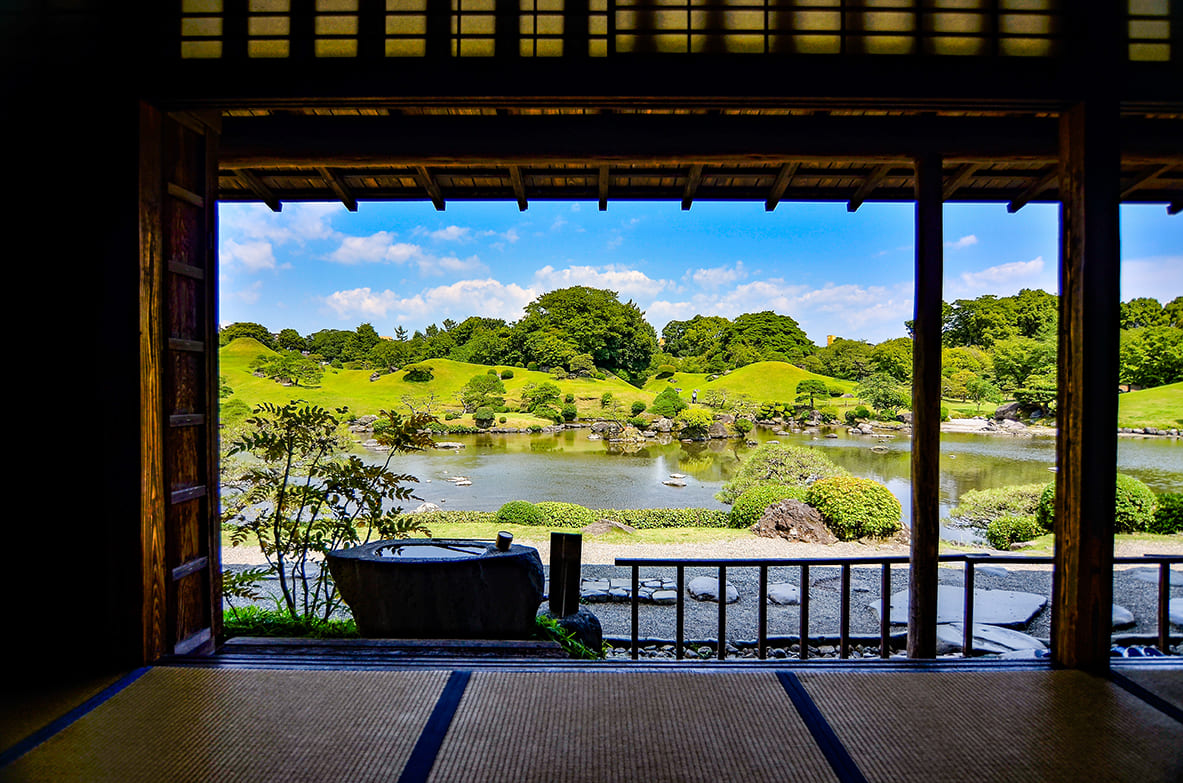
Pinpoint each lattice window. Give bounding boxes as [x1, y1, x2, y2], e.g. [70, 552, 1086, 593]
[180, 0, 224, 58]
[1128, 0, 1170, 61]
[452, 0, 496, 55]
[996, 0, 1058, 57]
[386, 0, 428, 55]
[248, 0, 291, 58]
[590, 0, 610, 55]
[315, 0, 359, 56]
[521, 0, 565, 56]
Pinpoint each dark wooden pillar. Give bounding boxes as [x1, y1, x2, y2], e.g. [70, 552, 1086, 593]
[1051, 100, 1121, 672]
[908, 152, 943, 659]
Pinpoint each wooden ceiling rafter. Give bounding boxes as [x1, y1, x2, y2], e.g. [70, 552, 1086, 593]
[509, 165, 528, 211]
[1120, 163, 1174, 199]
[942, 163, 982, 201]
[847, 164, 894, 212]
[598, 164, 609, 210]
[764, 161, 800, 211]
[315, 166, 358, 211]
[681, 164, 704, 211]
[415, 165, 446, 210]
[1007, 168, 1059, 213]
[234, 169, 281, 212]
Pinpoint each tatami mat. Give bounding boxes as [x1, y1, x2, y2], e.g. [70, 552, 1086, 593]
[428, 671, 841, 783]
[797, 670, 1183, 783]
[0, 667, 448, 783]
[1113, 667, 1183, 714]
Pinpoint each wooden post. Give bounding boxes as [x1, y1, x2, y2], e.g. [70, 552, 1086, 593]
[908, 151, 943, 659]
[549, 532, 582, 617]
[1052, 100, 1120, 672]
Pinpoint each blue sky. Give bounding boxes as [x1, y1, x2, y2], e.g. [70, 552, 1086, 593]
[219, 199, 1181, 345]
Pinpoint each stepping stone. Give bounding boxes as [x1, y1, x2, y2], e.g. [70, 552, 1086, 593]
[872, 585, 1047, 628]
[687, 576, 739, 604]
[977, 565, 1010, 578]
[1170, 598, 1183, 627]
[935, 623, 1047, 655]
[1129, 567, 1183, 586]
[767, 583, 801, 605]
[651, 590, 678, 605]
[1112, 604, 1136, 630]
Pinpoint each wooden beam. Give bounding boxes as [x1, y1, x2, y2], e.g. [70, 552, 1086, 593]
[315, 166, 358, 211]
[509, 165, 528, 211]
[1007, 168, 1057, 213]
[908, 151, 943, 660]
[681, 164, 704, 211]
[847, 164, 893, 212]
[415, 165, 446, 210]
[942, 163, 980, 201]
[599, 164, 609, 211]
[235, 169, 281, 212]
[1120, 164, 1173, 200]
[765, 161, 799, 211]
[1052, 100, 1120, 673]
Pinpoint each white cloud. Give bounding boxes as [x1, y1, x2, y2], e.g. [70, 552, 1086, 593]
[950, 256, 1051, 298]
[323, 288, 401, 320]
[325, 232, 488, 276]
[946, 234, 978, 250]
[533, 264, 670, 298]
[321, 279, 539, 328]
[685, 261, 748, 288]
[427, 225, 471, 242]
[224, 280, 264, 305]
[221, 202, 342, 246]
[221, 239, 279, 272]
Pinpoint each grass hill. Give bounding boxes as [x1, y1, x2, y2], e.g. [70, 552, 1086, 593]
[1118, 381, 1183, 430]
[643, 362, 856, 404]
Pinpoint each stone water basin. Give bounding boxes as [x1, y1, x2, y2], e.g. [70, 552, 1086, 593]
[326, 538, 545, 639]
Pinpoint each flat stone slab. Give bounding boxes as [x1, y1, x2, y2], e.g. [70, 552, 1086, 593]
[1171, 597, 1183, 627]
[1129, 567, 1183, 586]
[687, 576, 739, 604]
[935, 623, 1047, 655]
[767, 583, 801, 605]
[580, 577, 678, 604]
[1112, 604, 1136, 630]
[873, 585, 1048, 628]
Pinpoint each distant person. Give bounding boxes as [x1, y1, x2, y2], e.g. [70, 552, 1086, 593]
[692, 389, 698, 404]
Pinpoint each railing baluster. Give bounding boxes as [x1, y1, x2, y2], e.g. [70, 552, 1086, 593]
[880, 563, 891, 659]
[676, 564, 685, 660]
[631, 564, 639, 660]
[717, 565, 727, 660]
[759, 565, 768, 660]
[1158, 560, 1169, 654]
[964, 556, 977, 658]
[840, 563, 851, 659]
[799, 564, 810, 660]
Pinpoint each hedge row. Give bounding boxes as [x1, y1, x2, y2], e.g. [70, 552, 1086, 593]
[400, 505, 730, 530]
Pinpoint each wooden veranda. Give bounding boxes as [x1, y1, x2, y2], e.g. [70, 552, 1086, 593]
[3, 0, 1181, 705]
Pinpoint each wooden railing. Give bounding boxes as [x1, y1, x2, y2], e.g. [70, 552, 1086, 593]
[613, 553, 1182, 661]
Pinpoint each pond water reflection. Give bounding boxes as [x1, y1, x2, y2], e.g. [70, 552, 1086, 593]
[366, 426, 1181, 543]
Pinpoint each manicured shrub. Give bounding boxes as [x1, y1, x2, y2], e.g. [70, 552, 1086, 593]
[806, 476, 902, 540]
[564, 393, 575, 403]
[500, 368, 514, 379]
[854, 405, 871, 419]
[729, 484, 808, 529]
[474, 406, 495, 428]
[627, 416, 648, 429]
[402, 362, 434, 382]
[716, 441, 848, 504]
[487, 368, 499, 376]
[600, 391, 614, 408]
[499, 416, 507, 424]
[631, 401, 647, 415]
[527, 362, 538, 371]
[656, 364, 677, 378]
[533, 405, 562, 424]
[603, 508, 729, 529]
[561, 403, 578, 422]
[949, 483, 1047, 531]
[985, 515, 1044, 550]
[650, 387, 688, 418]
[534, 502, 598, 528]
[494, 500, 544, 526]
[1036, 474, 1159, 533]
[1150, 493, 1183, 534]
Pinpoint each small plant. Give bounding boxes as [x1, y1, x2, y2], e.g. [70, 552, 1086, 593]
[474, 406, 496, 428]
[627, 415, 648, 429]
[1036, 474, 1158, 533]
[631, 400, 647, 415]
[561, 403, 578, 422]
[499, 416, 507, 424]
[600, 391, 614, 408]
[949, 483, 1047, 531]
[534, 501, 598, 528]
[1150, 492, 1183, 534]
[985, 515, 1043, 550]
[729, 484, 808, 529]
[806, 475, 902, 540]
[223, 605, 359, 639]
[500, 368, 514, 379]
[564, 393, 575, 404]
[650, 387, 688, 418]
[533, 614, 603, 659]
[495, 500, 544, 526]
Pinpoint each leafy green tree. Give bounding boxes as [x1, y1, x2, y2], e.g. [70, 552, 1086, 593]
[1013, 372, 1057, 416]
[307, 329, 362, 363]
[513, 287, 658, 381]
[355, 322, 381, 353]
[675, 407, 714, 438]
[943, 295, 1019, 347]
[990, 336, 1056, 391]
[649, 386, 689, 417]
[1119, 326, 1183, 387]
[815, 338, 874, 380]
[520, 381, 562, 413]
[221, 403, 434, 621]
[662, 315, 732, 359]
[942, 345, 993, 379]
[395, 325, 408, 341]
[870, 337, 913, 382]
[250, 350, 324, 387]
[460, 373, 507, 412]
[220, 321, 276, 348]
[568, 353, 597, 377]
[276, 328, 307, 352]
[855, 372, 910, 415]
[966, 375, 1003, 412]
[723, 311, 815, 366]
[795, 379, 829, 408]
[1164, 296, 1183, 328]
[1120, 297, 1167, 329]
[368, 338, 411, 373]
[716, 441, 849, 504]
[1012, 288, 1058, 340]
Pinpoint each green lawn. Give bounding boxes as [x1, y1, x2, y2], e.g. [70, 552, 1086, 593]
[1118, 382, 1183, 430]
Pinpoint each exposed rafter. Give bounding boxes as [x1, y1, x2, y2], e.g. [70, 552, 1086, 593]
[598, 165, 609, 211]
[315, 166, 357, 211]
[764, 161, 799, 211]
[415, 165, 446, 211]
[235, 169, 281, 212]
[942, 163, 981, 201]
[681, 164, 704, 211]
[1008, 169, 1058, 213]
[509, 165, 528, 211]
[1120, 163, 1174, 199]
[848, 164, 893, 212]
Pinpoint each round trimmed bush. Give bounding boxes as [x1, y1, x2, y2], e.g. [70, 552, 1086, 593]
[1150, 492, 1183, 535]
[985, 515, 1043, 550]
[806, 476, 902, 540]
[534, 502, 598, 528]
[474, 406, 495, 428]
[494, 500, 544, 526]
[729, 484, 808, 529]
[561, 403, 578, 422]
[716, 441, 848, 504]
[949, 483, 1046, 531]
[631, 401, 647, 415]
[500, 368, 514, 379]
[1036, 474, 1158, 533]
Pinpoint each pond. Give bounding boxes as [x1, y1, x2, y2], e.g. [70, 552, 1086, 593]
[363, 425, 1181, 542]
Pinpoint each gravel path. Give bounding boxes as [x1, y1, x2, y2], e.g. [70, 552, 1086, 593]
[222, 536, 1181, 649]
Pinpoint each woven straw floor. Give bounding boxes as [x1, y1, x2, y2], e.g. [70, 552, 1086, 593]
[3, 664, 1181, 783]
